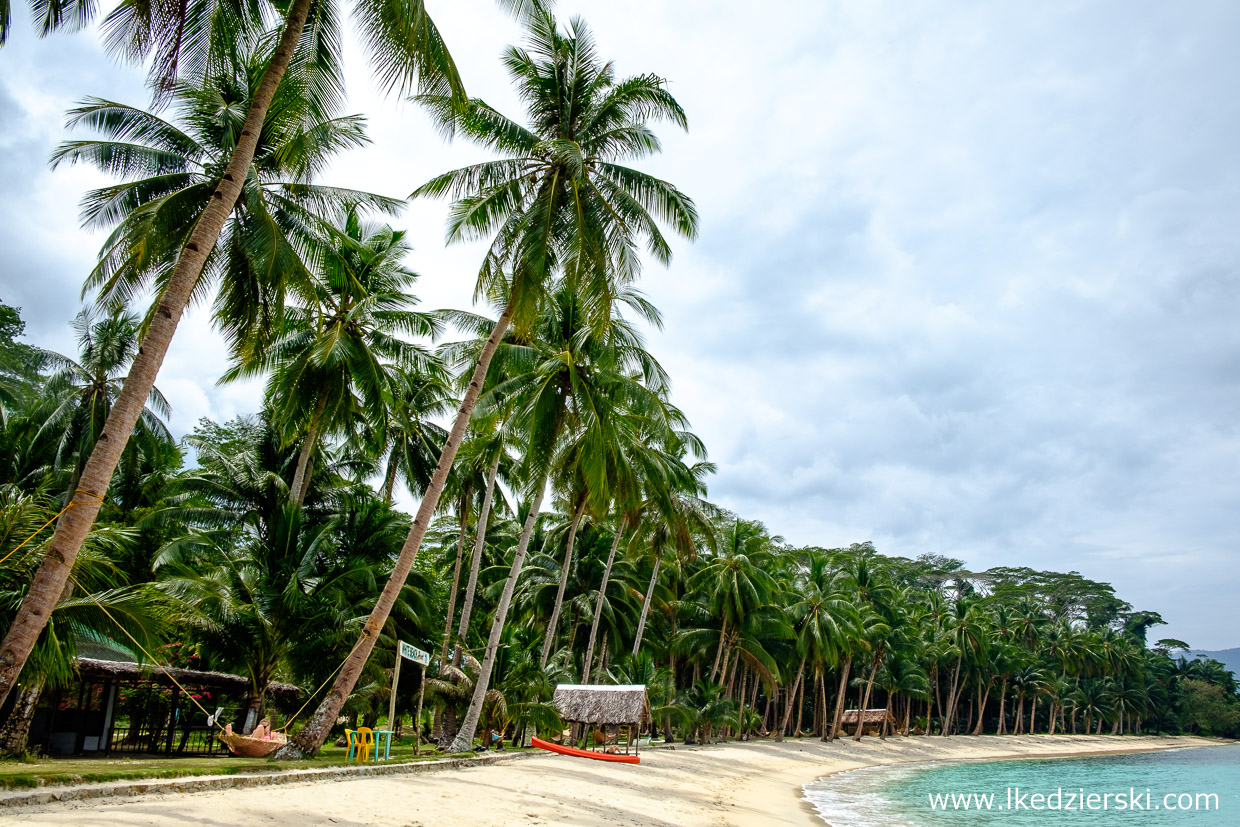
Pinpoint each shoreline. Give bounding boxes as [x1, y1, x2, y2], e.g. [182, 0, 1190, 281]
[795, 736, 1228, 826]
[1, 734, 1221, 826]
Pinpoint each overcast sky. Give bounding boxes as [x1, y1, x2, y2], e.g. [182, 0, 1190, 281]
[1, 1, 1237, 649]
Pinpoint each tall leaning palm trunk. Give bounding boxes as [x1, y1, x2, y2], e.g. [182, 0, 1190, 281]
[971, 681, 991, 736]
[777, 658, 806, 742]
[852, 658, 880, 741]
[539, 501, 586, 668]
[281, 305, 514, 757]
[828, 655, 852, 740]
[453, 452, 502, 668]
[941, 654, 964, 736]
[450, 483, 547, 752]
[582, 526, 624, 682]
[439, 508, 470, 664]
[631, 556, 661, 656]
[0, 0, 316, 708]
[289, 394, 329, 507]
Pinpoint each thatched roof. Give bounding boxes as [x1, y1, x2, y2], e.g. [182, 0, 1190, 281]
[552, 684, 650, 725]
[75, 658, 302, 703]
[840, 708, 895, 724]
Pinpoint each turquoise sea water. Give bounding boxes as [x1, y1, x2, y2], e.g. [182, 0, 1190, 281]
[803, 744, 1240, 826]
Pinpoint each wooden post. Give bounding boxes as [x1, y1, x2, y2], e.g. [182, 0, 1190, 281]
[413, 665, 425, 756]
[388, 648, 402, 735]
[164, 687, 181, 756]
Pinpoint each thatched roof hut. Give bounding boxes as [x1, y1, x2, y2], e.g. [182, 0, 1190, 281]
[552, 684, 650, 726]
[839, 708, 896, 725]
[75, 658, 302, 702]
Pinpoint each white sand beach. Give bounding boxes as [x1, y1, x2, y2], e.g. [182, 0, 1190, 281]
[0, 734, 1217, 826]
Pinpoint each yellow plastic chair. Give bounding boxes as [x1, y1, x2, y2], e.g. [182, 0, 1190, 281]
[353, 727, 375, 762]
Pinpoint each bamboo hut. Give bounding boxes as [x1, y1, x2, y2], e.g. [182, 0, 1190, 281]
[551, 684, 650, 756]
[840, 708, 896, 736]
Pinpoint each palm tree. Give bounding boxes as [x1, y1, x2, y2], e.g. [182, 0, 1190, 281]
[783, 555, 855, 740]
[226, 206, 443, 507]
[289, 8, 698, 755]
[682, 680, 737, 744]
[378, 369, 453, 504]
[51, 43, 403, 362]
[687, 519, 780, 684]
[0, 0, 92, 47]
[35, 306, 172, 501]
[1010, 665, 1048, 734]
[940, 597, 987, 735]
[451, 275, 680, 750]
[580, 411, 709, 682]
[535, 300, 679, 670]
[629, 463, 715, 658]
[0, 0, 530, 713]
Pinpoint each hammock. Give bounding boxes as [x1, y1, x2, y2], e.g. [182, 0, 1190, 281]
[218, 730, 287, 758]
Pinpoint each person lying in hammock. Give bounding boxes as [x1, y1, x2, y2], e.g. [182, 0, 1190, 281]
[223, 718, 274, 739]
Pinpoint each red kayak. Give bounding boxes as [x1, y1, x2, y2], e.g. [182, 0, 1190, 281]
[531, 736, 640, 764]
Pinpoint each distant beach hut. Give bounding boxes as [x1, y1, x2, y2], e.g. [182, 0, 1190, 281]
[551, 684, 651, 756]
[840, 708, 896, 737]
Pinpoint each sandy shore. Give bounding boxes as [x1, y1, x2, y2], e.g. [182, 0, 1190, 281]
[1, 734, 1218, 826]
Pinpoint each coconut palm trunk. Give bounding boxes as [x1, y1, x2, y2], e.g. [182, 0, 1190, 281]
[631, 557, 660, 656]
[828, 655, 852, 740]
[777, 658, 805, 742]
[710, 619, 729, 682]
[582, 527, 623, 683]
[279, 305, 514, 758]
[0, 0, 317, 708]
[996, 678, 1008, 734]
[289, 394, 328, 507]
[941, 655, 963, 736]
[0, 677, 44, 755]
[852, 658, 880, 741]
[449, 483, 547, 752]
[971, 682, 991, 736]
[439, 512, 469, 664]
[453, 452, 501, 668]
[381, 449, 400, 503]
[540, 501, 586, 668]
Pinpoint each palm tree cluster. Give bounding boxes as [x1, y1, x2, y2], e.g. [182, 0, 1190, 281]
[4, 295, 1237, 753]
[2, 2, 1237, 760]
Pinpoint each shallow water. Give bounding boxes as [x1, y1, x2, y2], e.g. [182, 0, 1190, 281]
[804, 743, 1240, 825]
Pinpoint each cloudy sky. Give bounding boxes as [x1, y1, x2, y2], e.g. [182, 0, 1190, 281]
[1, 1, 1237, 648]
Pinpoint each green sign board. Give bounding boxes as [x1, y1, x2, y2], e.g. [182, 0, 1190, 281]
[398, 640, 430, 666]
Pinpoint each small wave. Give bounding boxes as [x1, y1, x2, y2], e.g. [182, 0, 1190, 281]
[803, 765, 921, 826]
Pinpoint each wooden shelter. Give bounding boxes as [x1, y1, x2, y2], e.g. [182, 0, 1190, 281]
[23, 658, 300, 757]
[840, 708, 896, 736]
[551, 684, 650, 757]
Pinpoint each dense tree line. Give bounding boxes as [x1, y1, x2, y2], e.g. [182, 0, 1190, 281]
[1, 2, 1236, 760]
[3, 285, 1236, 753]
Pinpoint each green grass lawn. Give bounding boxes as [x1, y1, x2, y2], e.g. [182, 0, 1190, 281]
[0, 740, 532, 790]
